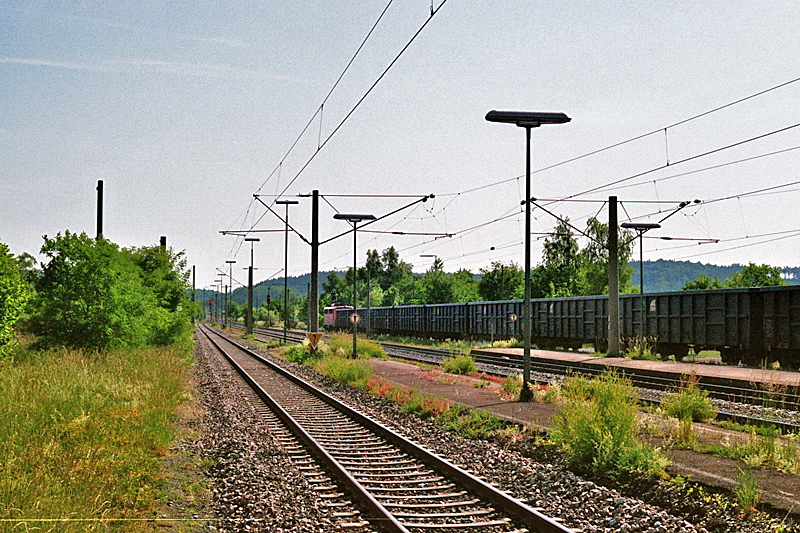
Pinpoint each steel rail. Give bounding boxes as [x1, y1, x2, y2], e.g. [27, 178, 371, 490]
[202, 324, 575, 533]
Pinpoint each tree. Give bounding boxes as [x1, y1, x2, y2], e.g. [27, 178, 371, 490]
[418, 258, 454, 304]
[725, 263, 787, 288]
[682, 274, 724, 291]
[0, 243, 29, 359]
[30, 231, 192, 349]
[479, 261, 523, 301]
[577, 217, 635, 295]
[535, 219, 581, 297]
[451, 269, 480, 302]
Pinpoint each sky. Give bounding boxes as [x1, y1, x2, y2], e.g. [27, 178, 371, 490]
[3, 1, 799, 290]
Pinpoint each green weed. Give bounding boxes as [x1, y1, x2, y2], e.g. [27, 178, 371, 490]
[735, 469, 760, 514]
[437, 405, 505, 439]
[550, 371, 668, 481]
[441, 354, 477, 375]
[314, 356, 372, 389]
[661, 373, 716, 422]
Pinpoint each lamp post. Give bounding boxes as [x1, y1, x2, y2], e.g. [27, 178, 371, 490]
[276, 199, 299, 345]
[486, 110, 571, 398]
[620, 222, 661, 344]
[225, 260, 236, 329]
[244, 238, 260, 335]
[334, 213, 376, 358]
[215, 277, 224, 323]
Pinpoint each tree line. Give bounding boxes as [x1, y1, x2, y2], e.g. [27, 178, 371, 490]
[0, 232, 197, 358]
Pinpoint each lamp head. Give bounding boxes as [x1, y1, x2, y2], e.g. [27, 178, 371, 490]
[333, 213, 376, 223]
[485, 110, 571, 127]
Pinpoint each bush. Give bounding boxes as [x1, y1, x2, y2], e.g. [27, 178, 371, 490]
[314, 356, 372, 389]
[551, 371, 668, 481]
[441, 354, 477, 375]
[29, 232, 193, 349]
[284, 342, 319, 364]
[320, 332, 385, 359]
[661, 374, 716, 422]
[0, 243, 28, 360]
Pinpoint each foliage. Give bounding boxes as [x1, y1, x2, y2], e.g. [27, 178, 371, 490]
[550, 371, 668, 481]
[735, 469, 761, 514]
[0, 243, 29, 360]
[418, 258, 455, 303]
[437, 405, 505, 439]
[441, 354, 477, 375]
[661, 374, 716, 422]
[682, 274, 724, 291]
[29, 232, 192, 349]
[318, 331, 385, 359]
[478, 261, 523, 301]
[725, 263, 787, 288]
[577, 217, 635, 296]
[283, 342, 320, 364]
[0, 342, 191, 531]
[314, 356, 372, 389]
[622, 336, 660, 360]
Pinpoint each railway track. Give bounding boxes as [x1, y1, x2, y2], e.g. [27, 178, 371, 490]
[234, 324, 800, 433]
[200, 324, 574, 533]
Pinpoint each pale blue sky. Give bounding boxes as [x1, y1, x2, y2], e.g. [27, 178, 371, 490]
[2, 1, 799, 289]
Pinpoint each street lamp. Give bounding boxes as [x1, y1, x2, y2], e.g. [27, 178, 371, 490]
[621, 222, 661, 344]
[334, 213, 376, 358]
[486, 110, 571, 398]
[276, 199, 299, 345]
[244, 238, 260, 335]
[225, 260, 236, 329]
[215, 277, 224, 323]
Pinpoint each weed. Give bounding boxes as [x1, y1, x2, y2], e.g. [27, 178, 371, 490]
[320, 332, 385, 359]
[550, 371, 668, 481]
[661, 373, 716, 422]
[441, 354, 477, 375]
[473, 380, 489, 388]
[501, 374, 522, 399]
[735, 469, 760, 514]
[437, 405, 505, 439]
[314, 356, 372, 389]
[622, 336, 660, 360]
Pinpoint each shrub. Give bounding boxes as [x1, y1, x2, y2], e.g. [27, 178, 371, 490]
[320, 332, 385, 359]
[284, 343, 318, 364]
[736, 469, 760, 514]
[29, 232, 193, 349]
[551, 371, 668, 481]
[0, 243, 28, 361]
[661, 374, 716, 422]
[314, 356, 372, 389]
[441, 354, 477, 375]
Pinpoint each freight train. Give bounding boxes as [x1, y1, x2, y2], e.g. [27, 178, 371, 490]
[329, 285, 800, 366]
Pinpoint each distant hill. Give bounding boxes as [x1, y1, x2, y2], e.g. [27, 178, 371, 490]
[630, 259, 800, 292]
[195, 271, 338, 308]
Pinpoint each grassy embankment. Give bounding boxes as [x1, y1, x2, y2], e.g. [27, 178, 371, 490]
[0, 339, 193, 532]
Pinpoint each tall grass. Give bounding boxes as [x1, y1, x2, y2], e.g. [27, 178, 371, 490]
[319, 332, 385, 359]
[314, 356, 373, 389]
[551, 371, 668, 481]
[0, 343, 191, 531]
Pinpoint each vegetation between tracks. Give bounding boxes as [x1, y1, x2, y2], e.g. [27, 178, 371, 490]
[0, 340, 193, 531]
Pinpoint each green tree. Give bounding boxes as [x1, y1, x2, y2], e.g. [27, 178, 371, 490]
[418, 258, 454, 304]
[451, 269, 480, 302]
[533, 219, 582, 297]
[682, 274, 724, 291]
[0, 243, 29, 359]
[479, 261, 523, 301]
[30, 231, 192, 349]
[724, 263, 787, 288]
[577, 217, 634, 295]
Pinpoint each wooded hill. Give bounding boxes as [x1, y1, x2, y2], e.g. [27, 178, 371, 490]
[630, 260, 800, 292]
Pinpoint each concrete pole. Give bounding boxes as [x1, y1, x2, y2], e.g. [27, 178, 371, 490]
[608, 196, 620, 356]
[310, 190, 320, 337]
[366, 266, 371, 337]
[192, 266, 196, 326]
[247, 266, 253, 335]
[352, 221, 358, 358]
[96, 180, 103, 240]
[522, 125, 532, 390]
